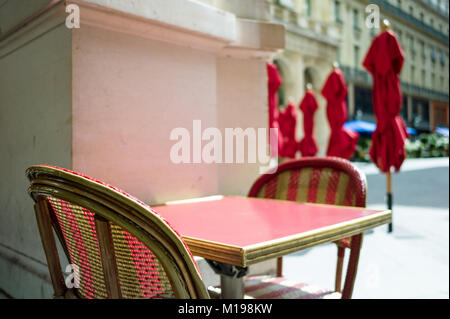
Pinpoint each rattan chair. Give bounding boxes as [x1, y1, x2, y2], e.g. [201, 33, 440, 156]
[245, 157, 367, 299]
[26, 165, 210, 299]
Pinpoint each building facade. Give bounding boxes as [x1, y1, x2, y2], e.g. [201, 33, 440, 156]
[335, 0, 449, 132]
[207, 0, 449, 154]
[234, 0, 450, 146]
[268, 0, 340, 155]
[213, 0, 342, 155]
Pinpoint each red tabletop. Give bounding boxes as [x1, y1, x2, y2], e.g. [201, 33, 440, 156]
[154, 196, 391, 266]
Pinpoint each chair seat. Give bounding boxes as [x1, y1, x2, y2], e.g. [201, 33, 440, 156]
[244, 276, 341, 299]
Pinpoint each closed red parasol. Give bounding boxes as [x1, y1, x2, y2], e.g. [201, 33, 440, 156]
[278, 102, 299, 159]
[267, 62, 283, 156]
[362, 21, 406, 233]
[321, 66, 359, 159]
[363, 29, 407, 172]
[267, 62, 282, 129]
[298, 88, 319, 157]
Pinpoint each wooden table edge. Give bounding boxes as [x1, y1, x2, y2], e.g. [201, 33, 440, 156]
[183, 210, 391, 267]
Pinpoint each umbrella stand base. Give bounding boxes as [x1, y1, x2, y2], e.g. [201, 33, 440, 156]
[387, 193, 393, 233]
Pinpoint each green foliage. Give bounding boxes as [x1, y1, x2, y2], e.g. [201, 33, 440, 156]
[405, 133, 449, 158]
[353, 136, 372, 162]
[351, 133, 449, 162]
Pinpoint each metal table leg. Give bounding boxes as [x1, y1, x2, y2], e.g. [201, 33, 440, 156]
[206, 259, 248, 299]
[220, 274, 244, 299]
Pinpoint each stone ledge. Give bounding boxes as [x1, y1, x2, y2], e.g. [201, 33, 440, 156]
[77, 0, 284, 57]
[73, 0, 234, 53]
[234, 19, 285, 51]
[1, 0, 285, 59]
[220, 18, 285, 59]
[82, 0, 236, 43]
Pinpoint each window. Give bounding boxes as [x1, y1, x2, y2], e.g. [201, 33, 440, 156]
[409, 6, 414, 16]
[431, 73, 436, 89]
[401, 95, 408, 121]
[420, 12, 424, 22]
[443, 53, 448, 66]
[306, 0, 312, 17]
[409, 36, 415, 57]
[354, 45, 360, 67]
[421, 70, 426, 87]
[334, 1, 341, 22]
[419, 40, 425, 60]
[431, 47, 437, 63]
[430, 18, 434, 28]
[354, 86, 374, 121]
[422, 103, 430, 122]
[440, 50, 446, 66]
[412, 99, 430, 126]
[353, 9, 359, 29]
[397, 0, 402, 9]
[411, 66, 415, 83]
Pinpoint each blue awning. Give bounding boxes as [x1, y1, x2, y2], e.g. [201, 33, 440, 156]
[407, 127, 418, 136]
[344, 120, 418, 137]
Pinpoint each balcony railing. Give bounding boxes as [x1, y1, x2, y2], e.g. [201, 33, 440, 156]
[402, 82, 449, 102]
[341, 65, 372, 86]
[419, 0, 450, 18]
[368, 0, 449, 43]
[341, 65, 449, 102]
[269, 1, 339, 41]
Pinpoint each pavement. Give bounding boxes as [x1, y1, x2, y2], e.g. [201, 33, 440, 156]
[283, 157, 449, 299]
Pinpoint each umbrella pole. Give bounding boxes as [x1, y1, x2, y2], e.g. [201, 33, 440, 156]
[386, 171, 393, 233]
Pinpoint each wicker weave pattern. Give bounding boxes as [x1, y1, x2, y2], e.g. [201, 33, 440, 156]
[48, 197, 107, 298]
[48, 197, 174, 299]
[110, 224, 174, 299]
[39, 165, 200, 275]
[255, 167, 356, 207]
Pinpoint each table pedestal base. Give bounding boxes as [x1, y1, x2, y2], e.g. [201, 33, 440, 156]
[206, 259, 248, 299]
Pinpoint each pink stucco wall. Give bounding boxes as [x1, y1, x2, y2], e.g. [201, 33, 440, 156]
[72, 25, 220, 203]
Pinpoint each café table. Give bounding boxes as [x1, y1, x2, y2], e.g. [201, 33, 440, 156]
[154, 195, 391, 299]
